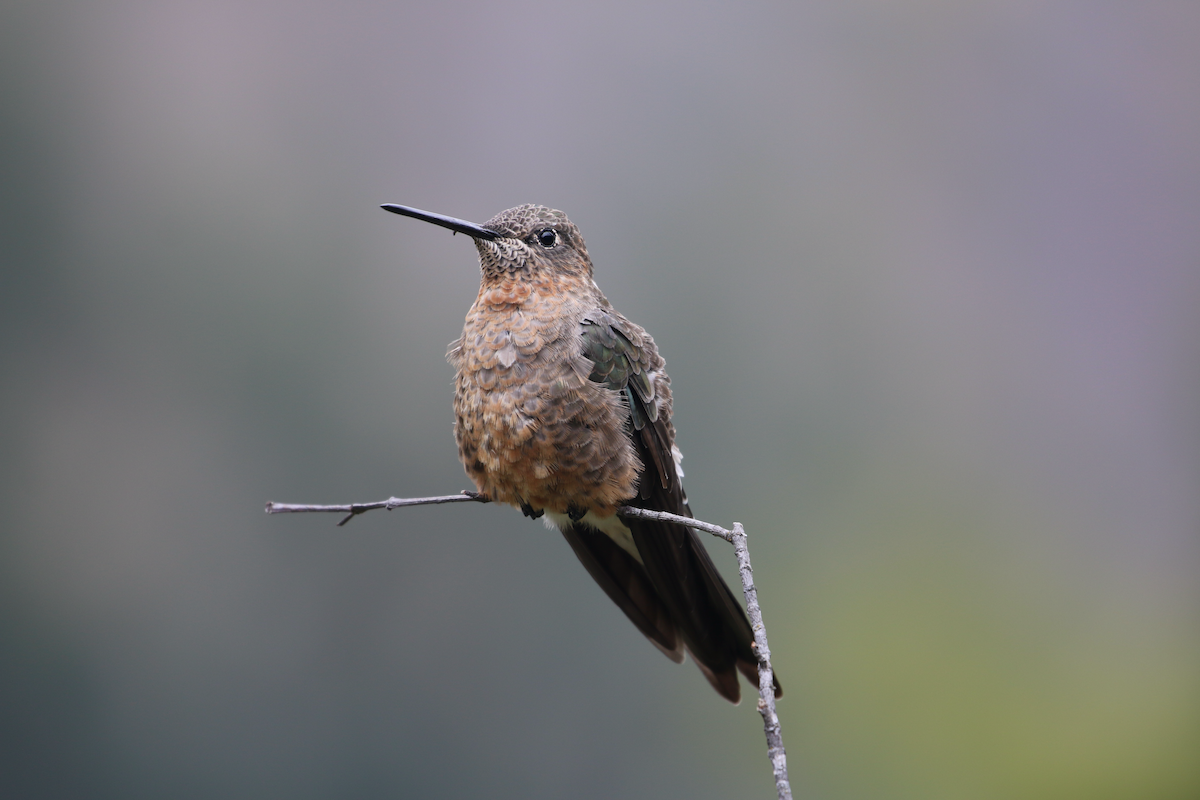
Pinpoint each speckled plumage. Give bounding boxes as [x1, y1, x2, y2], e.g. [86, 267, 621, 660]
[386, 202, 780, 703]
[447, 207, 662, 518]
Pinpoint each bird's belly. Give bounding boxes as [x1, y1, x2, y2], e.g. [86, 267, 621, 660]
[453, 367, 640, 516]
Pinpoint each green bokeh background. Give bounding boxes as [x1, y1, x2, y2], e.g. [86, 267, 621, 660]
[3, 2, 1198, 798]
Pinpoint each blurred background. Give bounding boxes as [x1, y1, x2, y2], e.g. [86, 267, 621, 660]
[2, 1, 1198, 798]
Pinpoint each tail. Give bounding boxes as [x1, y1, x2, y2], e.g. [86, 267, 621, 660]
[559, 519, 685, 664]
[557, 503, 782, 703]
[623, 497, 783, 703]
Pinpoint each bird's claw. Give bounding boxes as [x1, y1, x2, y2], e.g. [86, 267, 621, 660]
[520, 502, 544, 520]
[567, 505, 587, 522]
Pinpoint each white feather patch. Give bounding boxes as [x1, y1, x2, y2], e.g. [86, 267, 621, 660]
[672, 444, 685, 479]
[544, 510, 643, 564]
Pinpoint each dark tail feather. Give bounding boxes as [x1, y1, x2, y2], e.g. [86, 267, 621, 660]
[560, 515, 784, 702]
[627, 512, 772, 704]
[559, 523, 684, 663]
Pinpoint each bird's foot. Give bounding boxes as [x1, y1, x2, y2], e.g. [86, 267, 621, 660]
[520, 502, 544, 520]
[567, 504, 588, 522]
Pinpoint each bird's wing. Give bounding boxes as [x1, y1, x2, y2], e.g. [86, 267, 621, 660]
[578, 310, 781, 703]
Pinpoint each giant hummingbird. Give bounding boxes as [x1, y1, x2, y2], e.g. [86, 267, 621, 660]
[383, 202, 781, 703]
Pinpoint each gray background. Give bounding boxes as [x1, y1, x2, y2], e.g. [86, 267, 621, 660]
[3, 1, 1198, 798]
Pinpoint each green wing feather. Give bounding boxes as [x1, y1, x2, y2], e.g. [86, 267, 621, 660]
[580, 313, 673, 494]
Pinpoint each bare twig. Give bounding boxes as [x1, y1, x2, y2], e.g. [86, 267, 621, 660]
[265, 491, 489, 526]
[265, 491, 790, 800]
[732, 523, 791, 800]
[612, 505, 735, 542]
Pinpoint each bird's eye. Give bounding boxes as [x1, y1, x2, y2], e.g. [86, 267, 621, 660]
[536, 229, 557, 248]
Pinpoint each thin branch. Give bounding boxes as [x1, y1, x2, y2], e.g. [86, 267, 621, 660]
[265, 490, 791, 800]
[732, 523, 792, 800]
[265, 491, 489, 526]
[613, 505, 734, 542]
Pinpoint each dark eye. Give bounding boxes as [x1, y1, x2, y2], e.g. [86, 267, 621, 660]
[536, 228, 557, 248]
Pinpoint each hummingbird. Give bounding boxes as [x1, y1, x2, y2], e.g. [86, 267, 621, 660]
[382, 202, 781, 703]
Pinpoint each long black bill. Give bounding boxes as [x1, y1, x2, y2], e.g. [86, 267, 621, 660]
[381, 204, 498, 241]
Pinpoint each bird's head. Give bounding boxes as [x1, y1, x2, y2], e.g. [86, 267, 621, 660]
[382, 203, 594, 285]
